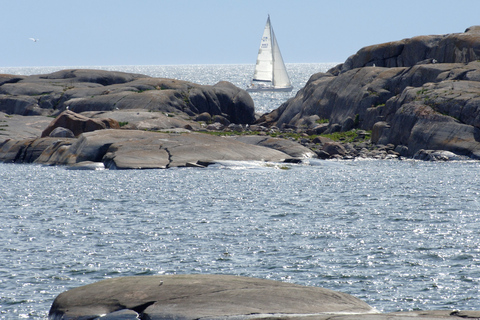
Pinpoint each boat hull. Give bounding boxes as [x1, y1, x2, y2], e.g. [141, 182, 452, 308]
[246, 86, 293, 92]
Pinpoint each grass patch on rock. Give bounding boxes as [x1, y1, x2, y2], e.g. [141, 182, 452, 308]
[321, 129, 371, 143]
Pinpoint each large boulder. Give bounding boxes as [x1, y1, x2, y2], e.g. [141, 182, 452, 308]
[41, 110, 120, 137]
[0, 69, 255, 124]
[48, 274, 377, 320]
[257, 26, 480, 159]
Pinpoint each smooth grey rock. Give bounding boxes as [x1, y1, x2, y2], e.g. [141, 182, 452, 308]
[0, 69, 255, 125]
[66, 161, 105, 170]
[0, 137, 73, 163]
[228, 123, 245, 132]
[323, 142, 347, 157]
[336, 26, 480, 72]
[231, 135, 315, 158]
[195, 112, 212, 122]
[92, 309, 140, 320]
[48, 274, 377, 320]
[26, 129, 295, 169]
[0, 112, 52, 141]
[394, 145, 409, 156]
[82, 109, 202, 131]
[49, 127, 75, 138]
[206, 122, 224, 131]
[413, 149, 466, 161]
[371, 122, 390, 144]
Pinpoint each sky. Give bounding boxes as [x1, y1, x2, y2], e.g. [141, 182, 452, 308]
[2, 0, 480, 67]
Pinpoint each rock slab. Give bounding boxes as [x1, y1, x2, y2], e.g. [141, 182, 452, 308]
[48, 274, 376, 320]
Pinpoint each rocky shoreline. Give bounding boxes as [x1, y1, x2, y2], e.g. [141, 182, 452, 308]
[3, 27, 480, 166]
[258, 26, 480, 160]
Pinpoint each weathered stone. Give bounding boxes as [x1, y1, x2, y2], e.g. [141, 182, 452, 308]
[48, 275, 377, 320]
[49, 127, 75, 138]
[28, 129, 299, 169]
[394, 145, 409, 156]
[316, 149, 330, 159]
[0, 137, 72, 163]
[312, 136, 334, 145]
[371, 122, 390, 144]
[82, 109, 202, 132]
[66, 161, 105, 170]
[335, 26, 480, 73]
[307, 123, 329, 135]
[228, 123, 244, 132]
[342, 117, 356, 131]
[212, 114, 231, 126]
[0, 112, 53, 140]
[231, 135, 315, 159]
[323, 142, 347, 156]
[194, 112, 212, 122]
[41, 110, 120, 137]
[257, 26, 480, 160]
[0, 69, 255, 125]
[413, 149, 466, 161]
[206, 122, 224, 131]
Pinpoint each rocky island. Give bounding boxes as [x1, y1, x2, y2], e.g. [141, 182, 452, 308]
[0, 70, 313, 169]
[3, 26, 480, 168]
[258, 26, 480, 160]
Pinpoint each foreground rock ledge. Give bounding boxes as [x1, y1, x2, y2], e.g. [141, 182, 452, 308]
[48, 274, 377, 320]
[48, 275, 480, 320]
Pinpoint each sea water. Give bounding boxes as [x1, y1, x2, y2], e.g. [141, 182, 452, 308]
[1, 64, 480, 319]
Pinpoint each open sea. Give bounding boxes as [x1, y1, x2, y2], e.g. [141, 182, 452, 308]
[1, 64, 480, 319]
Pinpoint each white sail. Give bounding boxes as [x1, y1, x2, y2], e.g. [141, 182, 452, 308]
[252, 16, 274, 83]
[248, 15, 292, 92]
[271, 27, 291, 88]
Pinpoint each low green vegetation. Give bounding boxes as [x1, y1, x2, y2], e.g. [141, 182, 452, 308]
[315, 118, 329, 124]
[119, 121, 129, 127]
[416, 88, 428, 95]
[322, 129, 371, 143]
[204, 128, 371, 144]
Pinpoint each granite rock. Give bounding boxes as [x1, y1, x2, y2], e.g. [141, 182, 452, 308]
[257, 26, 480, 159]
[0, 69, 255, 125]
[41, 110, 120, 137]
[48, 274, 377, 320]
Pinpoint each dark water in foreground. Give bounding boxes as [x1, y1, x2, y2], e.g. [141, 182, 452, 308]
[2, 159, 480, 318]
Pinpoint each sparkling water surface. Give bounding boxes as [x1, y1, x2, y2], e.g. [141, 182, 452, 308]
[2, 160, 480, 319]
[1, 64, 480, 319]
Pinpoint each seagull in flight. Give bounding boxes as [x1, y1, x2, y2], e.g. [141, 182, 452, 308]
[29, 38, 39, 42]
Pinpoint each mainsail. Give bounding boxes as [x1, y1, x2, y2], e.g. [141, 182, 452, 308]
[248, 15, 292, 92]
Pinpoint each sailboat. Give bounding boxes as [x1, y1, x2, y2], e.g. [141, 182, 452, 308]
[247, 15, 293, 92]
